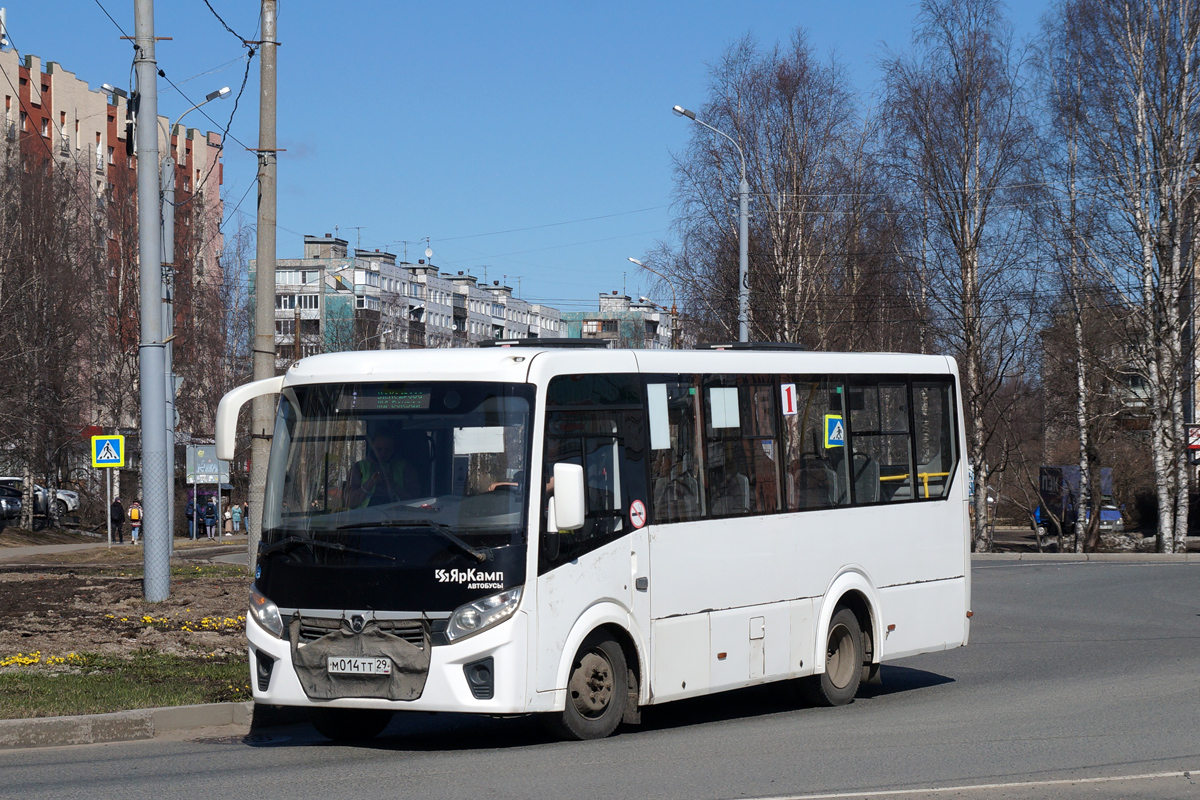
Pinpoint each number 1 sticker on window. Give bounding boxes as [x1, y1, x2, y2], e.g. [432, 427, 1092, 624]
[781, 383, 797, 416]
[629, 499, 647, 529]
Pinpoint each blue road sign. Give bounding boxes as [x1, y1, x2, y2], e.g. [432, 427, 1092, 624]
[91, 435, 125, 468]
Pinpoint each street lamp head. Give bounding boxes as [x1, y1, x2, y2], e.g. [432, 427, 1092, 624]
[672, 105, 696, 120]
[627, 257, 645, 267]
[206, 86, 232, 102]
[102, 83, 128, 99]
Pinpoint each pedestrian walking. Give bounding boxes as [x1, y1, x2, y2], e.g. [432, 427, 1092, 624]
[204, 500, 217, 540]
[110, 497, 125, 545]
[128, 500, 142, 544]
[185, 498, 195, 540]
[231, 502, 242, 534]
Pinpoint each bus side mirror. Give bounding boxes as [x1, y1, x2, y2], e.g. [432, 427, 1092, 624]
[216, 376, 285, 460]
[551, 463, 585, 531]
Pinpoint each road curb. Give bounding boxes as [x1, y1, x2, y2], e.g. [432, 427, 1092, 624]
[974, 552, 1199, 561]
[0, 702, 264, 750]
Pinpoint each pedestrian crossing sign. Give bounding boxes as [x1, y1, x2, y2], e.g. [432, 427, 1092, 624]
[824, 414, 845, 448]
[91, 435, 125, 468]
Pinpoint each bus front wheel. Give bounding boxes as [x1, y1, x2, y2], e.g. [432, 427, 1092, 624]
[310, 707, 394, 742]
[545, 632, 628, 740]
[806, 608, 863, 707]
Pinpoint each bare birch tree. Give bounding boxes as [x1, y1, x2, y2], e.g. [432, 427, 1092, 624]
[1044, 0, 1200, 552]
[663, 30, 922, 351]
[882, 0, 1040, 552]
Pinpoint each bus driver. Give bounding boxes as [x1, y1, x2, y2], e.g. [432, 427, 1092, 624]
[345, 419, 422, 508]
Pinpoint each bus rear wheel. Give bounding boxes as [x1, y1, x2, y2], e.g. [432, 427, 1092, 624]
[310, 707, 393, 742]
[806, 608, 863, 707]
[545, 632, 628, 740]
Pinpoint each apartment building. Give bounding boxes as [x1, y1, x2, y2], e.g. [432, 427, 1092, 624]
[562, 291, 675, 349]
[258, 233, 569, 361]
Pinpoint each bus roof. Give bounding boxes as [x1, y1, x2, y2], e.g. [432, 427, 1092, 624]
[281, 347, 958, 388]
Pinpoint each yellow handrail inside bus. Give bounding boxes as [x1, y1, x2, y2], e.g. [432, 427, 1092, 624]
[877, 471, 952, 498]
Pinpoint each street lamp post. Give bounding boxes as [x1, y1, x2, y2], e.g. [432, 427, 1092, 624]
[628, 257, 679, 349]
[160, 86, 230, 546]
[672, 105, 749, 343]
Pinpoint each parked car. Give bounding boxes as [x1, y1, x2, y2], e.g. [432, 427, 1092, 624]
[0, 485, 22, 521]
[0, 477, 79, 517]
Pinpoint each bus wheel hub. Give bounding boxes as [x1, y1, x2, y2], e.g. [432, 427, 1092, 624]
[571, 652, 613, 714]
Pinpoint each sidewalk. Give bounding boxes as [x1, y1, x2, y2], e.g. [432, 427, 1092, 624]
[0, 702, 308, 750]
[0, 539, 248, 562]
[0, 542, 109, 561]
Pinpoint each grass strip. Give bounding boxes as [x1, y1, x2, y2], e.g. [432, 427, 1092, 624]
[0, 649, 251, 719]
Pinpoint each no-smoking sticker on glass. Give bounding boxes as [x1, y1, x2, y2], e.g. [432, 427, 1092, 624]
[629, 499, 647, 529]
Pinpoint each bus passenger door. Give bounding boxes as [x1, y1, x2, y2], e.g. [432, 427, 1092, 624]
[531, 369, 648, 697]
[535, 436, 633, 691]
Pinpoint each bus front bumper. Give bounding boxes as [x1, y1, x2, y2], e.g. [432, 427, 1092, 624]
[246, 611, 530, 714]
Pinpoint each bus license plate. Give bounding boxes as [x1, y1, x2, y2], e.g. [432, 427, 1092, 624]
[327, 656, 392, 676]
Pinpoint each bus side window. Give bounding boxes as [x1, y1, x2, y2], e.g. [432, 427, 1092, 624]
[541, 373, 647, 574]
[701, 376, 780, 517]
[848, 383, 914, 504]
[781, 378, 849, 511]
[912, 381, 957, 498]
[646, 377, 705, 523]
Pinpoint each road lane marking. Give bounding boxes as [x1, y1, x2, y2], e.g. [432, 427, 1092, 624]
[740, 768, 1198, 800]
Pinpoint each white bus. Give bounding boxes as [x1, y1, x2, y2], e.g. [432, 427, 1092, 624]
[216, 342, 970, 741]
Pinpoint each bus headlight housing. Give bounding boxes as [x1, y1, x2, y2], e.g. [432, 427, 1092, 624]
[249, 584, 284, 639]
[446, 587, 522, 643]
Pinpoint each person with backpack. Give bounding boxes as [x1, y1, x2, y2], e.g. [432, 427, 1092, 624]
[109, 497, 125, 545]
[128, 500, 142, 544]
[185, 498, 196, 540]
[230, 502, 242, 534]
[204, 500, 217, 540]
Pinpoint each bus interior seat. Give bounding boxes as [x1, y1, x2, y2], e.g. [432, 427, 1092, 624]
[653, 453, 701, 520]
[852, 453, 880, 504]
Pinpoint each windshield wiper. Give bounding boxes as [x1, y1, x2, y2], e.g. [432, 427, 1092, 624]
[336, 519, 489, 563]
[259, 534, 396, 561]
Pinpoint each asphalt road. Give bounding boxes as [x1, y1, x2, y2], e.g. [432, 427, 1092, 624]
[3, 560, 1198, 800]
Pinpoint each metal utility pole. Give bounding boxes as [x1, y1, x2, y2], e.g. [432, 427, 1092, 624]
[161, 150, 176, 556]
[672, 105, 750, 342]
[134, 0, 170, 601]
[737, 175, 749, 343]
[248, 0, 279, 577]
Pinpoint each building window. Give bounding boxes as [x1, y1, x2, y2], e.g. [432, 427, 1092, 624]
[297, 294, 319, 310]
[107, 145, 114, 164]
[583, 320, 601, 334]
[276, 294, 296, 310]
[275, 319, 295, 335]
[601, 320, 618, 333]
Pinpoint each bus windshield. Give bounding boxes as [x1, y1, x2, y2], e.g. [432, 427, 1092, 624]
[262, 381, 535, 546]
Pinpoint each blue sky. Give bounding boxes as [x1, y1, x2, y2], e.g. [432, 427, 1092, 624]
[10, 1, 1044, 311]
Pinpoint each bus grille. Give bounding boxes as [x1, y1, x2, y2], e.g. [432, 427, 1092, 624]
[296, 617, 426, 649]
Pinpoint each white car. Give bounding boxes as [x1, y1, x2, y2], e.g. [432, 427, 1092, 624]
[0, 478, 80, 517]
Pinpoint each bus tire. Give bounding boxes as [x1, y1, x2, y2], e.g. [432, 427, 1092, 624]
[545, 632, 628, 740]
[806, 608, 863, 707]
[310, 707, 393, 742]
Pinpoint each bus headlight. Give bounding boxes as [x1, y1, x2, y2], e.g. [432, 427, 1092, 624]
[446, 587, 522, 643]
[249, 584, 284, 639]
